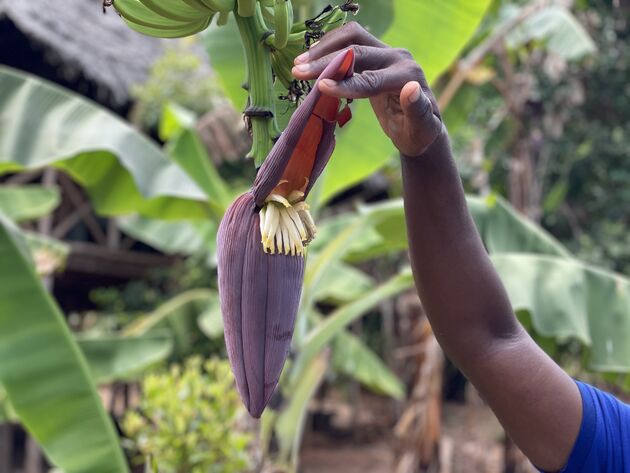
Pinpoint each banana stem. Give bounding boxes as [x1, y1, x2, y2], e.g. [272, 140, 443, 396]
[235, 4, 279, 166]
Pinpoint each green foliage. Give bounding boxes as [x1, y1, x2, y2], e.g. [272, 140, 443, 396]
[132, 46, 221, 129]
[123, 357, 251, 473]
[538, 10, 630, 276]
[0, 67, 207, 220]
[77, 332, 174, 384]
[317, 0, 493, 204]
[0, 185, 60, 222]
[0, 213, 128, 472]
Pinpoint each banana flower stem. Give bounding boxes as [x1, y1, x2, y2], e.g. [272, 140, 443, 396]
[235, 6, 280, 166]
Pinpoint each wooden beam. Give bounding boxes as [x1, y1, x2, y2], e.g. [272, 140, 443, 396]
[66, 242, 176, 279]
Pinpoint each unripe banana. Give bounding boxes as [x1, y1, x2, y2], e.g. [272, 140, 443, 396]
[114, 0, 213, 37]
[181, 0, 214, 13]
[200, 0, 235, 12]
[272, 0, 292, 49]
[271, 51, 294, 89]
[217, 10, 230, 25]
[138, 0, 201, 21]
[237, 0, 257, 17]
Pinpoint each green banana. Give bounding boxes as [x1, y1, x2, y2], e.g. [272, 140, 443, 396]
[113, 0, 213, 37]
[271, 0, 292, 49]
[271, 39, 305, 89]
[216, 10, 230, 25]
[181, 0, 214, 14]
[125, 16, 212, 38]
[271, 51, 294, 88]
[138, 0, 202, 22]
[237, 0, 257, 17]
[199, 0, 235, 12]
[114, 0, 194, 29]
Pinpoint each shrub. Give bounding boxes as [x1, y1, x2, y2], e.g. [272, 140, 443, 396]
[123, 357, 251, 473]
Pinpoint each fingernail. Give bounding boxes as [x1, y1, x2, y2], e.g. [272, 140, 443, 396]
[293, 64, 310, 73]
[294, 52, 309, 64]
[310, 40, 320, 49]
[409, 84, 422, 103]
[320, 79, 337, 89]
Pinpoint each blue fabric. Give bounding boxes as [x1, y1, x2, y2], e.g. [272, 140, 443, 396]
[554, 381, 630, 472]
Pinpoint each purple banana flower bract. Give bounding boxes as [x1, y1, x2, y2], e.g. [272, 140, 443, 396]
[218, 49, 355, 417]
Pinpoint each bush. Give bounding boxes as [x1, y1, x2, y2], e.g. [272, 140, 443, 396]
[123, 357, 251, 473]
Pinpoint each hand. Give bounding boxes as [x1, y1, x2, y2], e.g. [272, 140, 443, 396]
[292, 22, 444, 158]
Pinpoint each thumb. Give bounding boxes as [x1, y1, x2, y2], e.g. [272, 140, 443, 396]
[400, 81, 440, 128]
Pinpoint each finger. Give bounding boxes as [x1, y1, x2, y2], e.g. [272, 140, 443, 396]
[295, 21, 385, 64]
[317, 61, 421, 99]
[292, 45, 401, 80]
[400, 81, 443, 138]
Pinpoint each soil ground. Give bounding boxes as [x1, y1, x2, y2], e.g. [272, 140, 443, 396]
[300, 401, 535, 473]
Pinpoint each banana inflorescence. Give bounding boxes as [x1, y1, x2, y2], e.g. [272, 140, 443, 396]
[269, 3, 350, 89]
[110, 0, 357, 164]
[111, 0, 234, 38]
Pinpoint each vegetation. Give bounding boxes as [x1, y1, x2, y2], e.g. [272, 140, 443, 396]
[0, 0, 628, 472]
[123, 357, 250, 473]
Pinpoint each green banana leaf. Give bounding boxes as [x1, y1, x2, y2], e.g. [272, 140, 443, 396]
[313, 261, 374, 304]
[269, 353, 330, 466]
[197, 295, 224, 339]
[0, 67, 208, 220]
[123, 289, 216, 338]
[505, 5, 596, 60]
[300, 268, 413, 357]
[317, 0, 493, 204]
[344, 195, 571, 260]
[78, 332, 174, 384]
[493, 253, 630, 373]
[291, 268, 414, 388]
[0, 213, 128, 472]
[160, 102, 237, 216]
[118, 216, 218, 259]
[122, 289, 216, 358]
[203, 1, 492, 204]
[331, 329, 405, 400]
[0, 185, 60, 222]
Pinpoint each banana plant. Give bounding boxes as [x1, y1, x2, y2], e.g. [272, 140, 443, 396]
[0, 67, 208, 219]
[350, 195, 630, 376]
[0, 212, 129, 473]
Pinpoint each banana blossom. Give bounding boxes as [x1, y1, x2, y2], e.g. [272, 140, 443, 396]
[218, 49, 354, 417]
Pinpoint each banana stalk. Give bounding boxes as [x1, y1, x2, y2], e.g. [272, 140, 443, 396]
[236, 3, 279, 165]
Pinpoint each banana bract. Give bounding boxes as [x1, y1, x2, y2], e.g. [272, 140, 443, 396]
[217, 49, 355, 417]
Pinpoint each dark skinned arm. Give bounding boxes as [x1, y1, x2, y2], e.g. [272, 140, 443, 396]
[292, 22, 582, 472]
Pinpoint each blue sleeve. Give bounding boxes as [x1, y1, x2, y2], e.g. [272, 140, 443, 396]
[555, 381, 630, 472]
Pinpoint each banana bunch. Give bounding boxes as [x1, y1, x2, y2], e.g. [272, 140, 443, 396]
[112, 0, 236, 38]
[269, 3, 348, 89]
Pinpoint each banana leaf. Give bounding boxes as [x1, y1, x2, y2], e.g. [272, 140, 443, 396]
[118, 216, 217, 259]
[77, 332, 174, 385]
[493, 253, 630, 373]
[0, 185, 60, 222]
[317, 0, 493, 204]
[505, 5, 596, 60]
[331, 329, 405, 400]
[0, 67, 208, 220]
[0, 213, 128, 472]
[344, 195, 571, 261]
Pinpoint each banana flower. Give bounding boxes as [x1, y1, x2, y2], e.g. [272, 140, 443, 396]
[218, 49, 355, 417]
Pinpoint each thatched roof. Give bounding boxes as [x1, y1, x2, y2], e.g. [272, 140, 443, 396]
[0, 0, 171, 106]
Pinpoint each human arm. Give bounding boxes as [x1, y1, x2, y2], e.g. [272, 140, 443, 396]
[292, 22, 582, 472]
